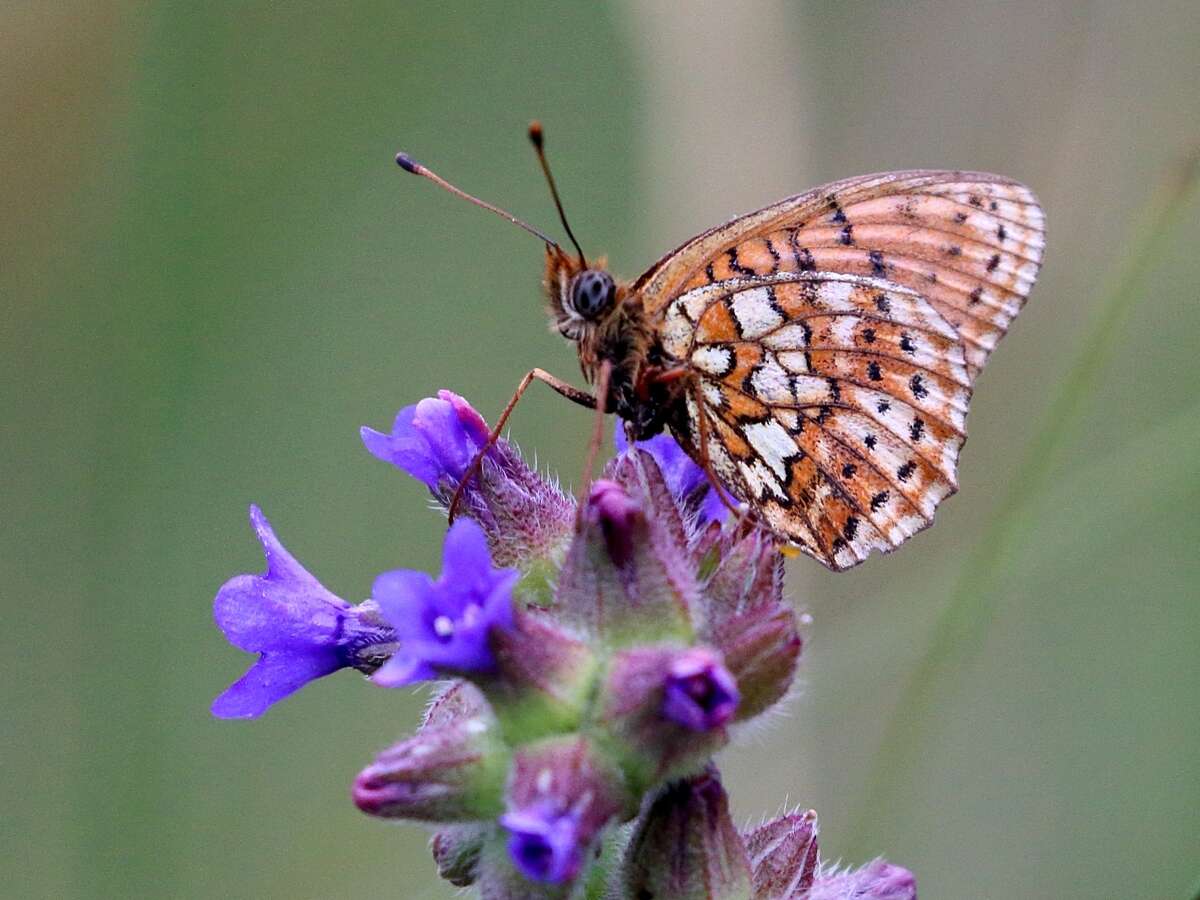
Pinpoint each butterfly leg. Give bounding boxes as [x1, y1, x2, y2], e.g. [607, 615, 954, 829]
[447, 368, 595, 523]
[578, 360, 613, 496]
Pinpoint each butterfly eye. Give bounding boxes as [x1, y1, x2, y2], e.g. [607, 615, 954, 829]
[568, 270, 615, 320]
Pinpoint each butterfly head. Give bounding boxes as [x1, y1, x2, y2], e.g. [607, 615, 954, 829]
[544, 248, 626, 342]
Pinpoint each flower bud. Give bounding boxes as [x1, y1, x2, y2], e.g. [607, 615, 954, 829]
[583, 479, 641, 567]
[601, 645, 736, 788]
[662, 647, 740, 731]
[352, 705, 508, 822]
[499, 736, 627, 886]
[702, 527, 784, 617]
[483, 606, 596, 742]
[430, 824, 486, 887]
[808, 859, 916, 900]
[618, 768, 752, 900]
[361, 390, 574, 580]
[709, 601, 801, 722]
[746, 811, 916, 900]
[556, 457, 697, 646]
[744, 809, 818, 899]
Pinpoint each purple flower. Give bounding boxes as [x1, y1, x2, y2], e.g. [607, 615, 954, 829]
[212, 506, 395, 719]
[500, 805, 585, 884]
[361, 389, 490, 491]
[362, 390, 574, 571]
[371, 518, 518, 687]
[662, 647, 740, 731]
[615, 424, 729, 526]
[501, 737, 624, 886]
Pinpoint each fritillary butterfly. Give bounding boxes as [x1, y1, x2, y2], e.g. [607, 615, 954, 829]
[396, 124, 1044, 571]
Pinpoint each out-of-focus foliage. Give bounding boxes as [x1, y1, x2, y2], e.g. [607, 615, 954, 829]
[3, 2, 1197, 897]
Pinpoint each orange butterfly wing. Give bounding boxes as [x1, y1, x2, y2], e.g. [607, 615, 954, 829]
[635, 171, 1045, 570]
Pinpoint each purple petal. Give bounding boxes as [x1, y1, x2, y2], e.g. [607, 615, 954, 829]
[248, 504, 325, 587]
[412, 396, 475, 478]
[371, 652, 437, 687]
[481, 569, 518, 632]
[662, 649, 740, 731]
[438, 389, 490, 445]
[615, 424, 728, 525]
[361, 406, 443, 488]
[372, 569, 437, 640]
[211, 651, 341, 718]
[213, 508, 348, 653]
[500, 808, 583, 884]
[439, 518, 496, 596]
[370, 520, 518, 685]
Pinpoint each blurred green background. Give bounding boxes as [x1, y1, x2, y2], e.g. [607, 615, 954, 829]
[4, 2, 1198, 897]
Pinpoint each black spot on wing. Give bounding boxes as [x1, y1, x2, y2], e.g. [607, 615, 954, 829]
[764, 236, 781, 273]
[728, 246, 756, 276]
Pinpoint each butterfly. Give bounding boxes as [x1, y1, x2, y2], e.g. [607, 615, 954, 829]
[396, 123, 1044, 571]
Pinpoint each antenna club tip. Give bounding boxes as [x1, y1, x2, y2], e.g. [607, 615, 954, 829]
[527, 120, 544, 148]
[395, 152, 421, 174]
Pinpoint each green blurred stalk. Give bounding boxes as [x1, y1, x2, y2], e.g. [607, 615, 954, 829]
[853, 153, 1200, 843]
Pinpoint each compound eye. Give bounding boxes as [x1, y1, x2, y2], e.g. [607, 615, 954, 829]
[569, 271, 615, 320]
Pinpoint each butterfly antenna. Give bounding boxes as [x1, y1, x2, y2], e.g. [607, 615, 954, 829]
[527, 121, 588, 267]
[395, 152, 562, 251]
